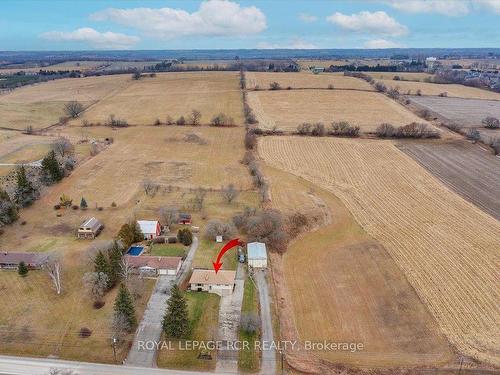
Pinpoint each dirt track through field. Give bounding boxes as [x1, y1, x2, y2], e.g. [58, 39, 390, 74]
[398, 140, 500, 220]
[259, 136, 500, 366]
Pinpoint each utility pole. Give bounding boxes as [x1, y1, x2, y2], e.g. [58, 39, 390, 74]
[112, 336, 117, 363]
[457, 356, 464, 375]
[279, 349, 284, 375]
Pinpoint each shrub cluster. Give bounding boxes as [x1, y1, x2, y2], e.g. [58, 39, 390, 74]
[210, 113, 235, 127]
[376, 122, 440, 139]
[297, 121, 359, 137]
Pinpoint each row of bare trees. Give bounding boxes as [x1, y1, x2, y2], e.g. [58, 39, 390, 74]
[297, 121, 360, 137]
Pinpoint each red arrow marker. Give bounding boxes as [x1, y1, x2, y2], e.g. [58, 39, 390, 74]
[212, 238, 242, 273]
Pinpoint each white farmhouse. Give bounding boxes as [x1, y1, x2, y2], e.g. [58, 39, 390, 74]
[188, 269, 236, 296]
[124, 255, 182, 276]
[247, 242, 267, 269]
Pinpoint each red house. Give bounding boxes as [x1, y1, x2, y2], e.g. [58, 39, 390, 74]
[179, 213, 192, 225]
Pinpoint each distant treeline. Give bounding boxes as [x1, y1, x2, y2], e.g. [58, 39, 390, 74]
[327, 61, 425, 73]
[0, 70, 80, 89]
[144, 60, 299, 73]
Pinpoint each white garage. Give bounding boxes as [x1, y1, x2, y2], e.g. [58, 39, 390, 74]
[247, 242, 267, 269]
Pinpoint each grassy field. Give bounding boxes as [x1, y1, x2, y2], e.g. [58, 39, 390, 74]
[149, 244, 187, 258]
[259, 136, 500, 366]
[246, 72, 373, 90]
[366, 72, 433, 82]
[262, 164, 452, 368]
[0, 75, 130, 130]
[238, 276, 260, 372]
[0, 259, 155, 363]
[157, 292, 220, 371]
[77, 72, 244, 125]
[380, 79, 500, 100]
[248, 89, 426, 133]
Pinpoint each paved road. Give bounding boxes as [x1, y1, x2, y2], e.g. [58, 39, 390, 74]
[125, 237, 199, 367]
[215, 263, 245, 374]
[253, 270, 277, 375]
[0, 354, 225, 375]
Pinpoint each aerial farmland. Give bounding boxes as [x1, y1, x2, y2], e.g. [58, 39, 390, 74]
[0, 5, 499, 374]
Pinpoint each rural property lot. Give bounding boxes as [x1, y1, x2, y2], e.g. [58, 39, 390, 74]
[381, 79, 500, 100]
[263, 165, 452, 368]
[366, 72, 432, 82]
[248, 89, 426, 132]
[398, 139, 500, 220]
[259, 136, 500, 366]
[0, 75, 130, 130]
[246, 71, 374, 90]
[78, 71, 244, 125]
[409, 95, 500, 126]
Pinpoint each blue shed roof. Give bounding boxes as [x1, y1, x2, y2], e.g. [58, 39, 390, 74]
[247, 242, 267, 260]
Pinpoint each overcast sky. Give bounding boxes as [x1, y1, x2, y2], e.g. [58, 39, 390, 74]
[0, 0, 499, 50]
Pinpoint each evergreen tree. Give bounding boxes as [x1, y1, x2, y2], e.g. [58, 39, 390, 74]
[162, 284, 189, 338]
[113, 284, 136, 329]
[177, 228, 193, 246]
[94, 250, 110, 281]
[13, 166, 38, 207]
[0, 188, 18, 226]
[41, 150, 63, 184]
[18, 261, 28, 277]
[108, 241, 123, 288]
[133, 222, 143, 242]
[80, 197, 88, 209]
[117, 223, 135, 248]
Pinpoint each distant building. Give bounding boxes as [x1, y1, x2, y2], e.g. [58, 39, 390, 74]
[311, 66, 325, 74]
[77, 217, 103, 239]
[247, 242, 267, 269]
[137, 220, 161, 240]
[188, 269, 236, 296]
[179, 213, 192, 225]
[425, 57, 440, 71]
[0, 252, 50, 270]
[124, 255, 182, 276]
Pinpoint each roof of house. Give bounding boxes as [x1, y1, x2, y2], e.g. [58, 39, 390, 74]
[179, 213, 192, 219]
[247, 242, 267, 260]
[137, 220, 160, 234]
[188, 269, 236, 285]
[79, 217, 102, 231]
[124, 255, 182, 270]
[0, 252, 50, 266]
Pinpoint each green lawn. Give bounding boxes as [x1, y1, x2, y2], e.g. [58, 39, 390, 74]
[150, 243, 187, 258]
[239, 276, 261, 373]
[157, 292, 220, 371]
[194, 239, 238, 270]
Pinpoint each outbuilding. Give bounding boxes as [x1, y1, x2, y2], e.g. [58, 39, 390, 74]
[247, 242, 267, 269]
[179, 213, 192, 225]
[77, 217, 104, 239]
[188, 269, 236, 296]
[137, 220, 161, 240]
[124, 255, 182, 276]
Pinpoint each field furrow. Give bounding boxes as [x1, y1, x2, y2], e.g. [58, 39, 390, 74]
[259, 136, 500, 365]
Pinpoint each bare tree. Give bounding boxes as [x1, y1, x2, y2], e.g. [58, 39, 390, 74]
[159, 206, 179, 228]
[112, 311, 131, 342]
[44, 255, 63, 295]
[64, 101, 84, 118]
[82, 272, 109, 302]
[221, 184, 239, 203]
[119, 257, 134, 282]
[143, 179, 159, 197]
[191, 187, 207, 211]
[52, 137, 74, 157]
[204, 219, 237, 240]
[482, 116, 500, 129]
[189, 109, 202, 125]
